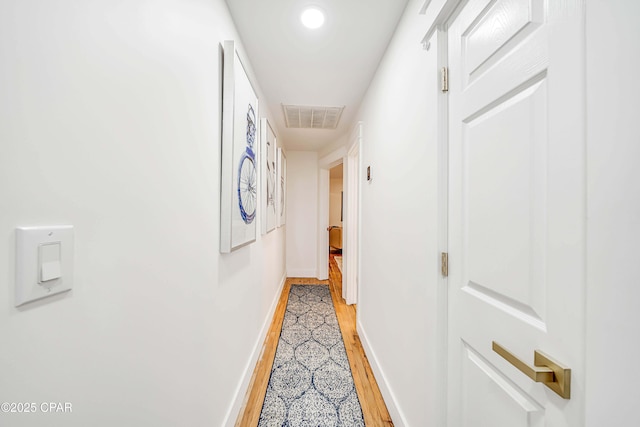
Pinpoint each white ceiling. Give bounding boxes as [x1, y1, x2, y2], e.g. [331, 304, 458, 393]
[225, 0, 409, 152]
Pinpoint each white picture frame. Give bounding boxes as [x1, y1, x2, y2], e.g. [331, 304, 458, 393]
[277, 147, 287, 227]
[261, 118, 277, 234]
[220, 40, 259, 253]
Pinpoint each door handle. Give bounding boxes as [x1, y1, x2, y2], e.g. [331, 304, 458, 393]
[492, 341, 571, 399]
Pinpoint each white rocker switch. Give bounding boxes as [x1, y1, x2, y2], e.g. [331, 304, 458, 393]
[39, 242, 62, 282]
[15, 225, 74, 306]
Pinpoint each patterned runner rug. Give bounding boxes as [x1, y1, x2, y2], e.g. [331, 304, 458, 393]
[258, 284, 364, 426]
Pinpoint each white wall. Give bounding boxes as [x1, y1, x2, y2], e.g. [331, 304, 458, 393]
[352, 1, 640, 426]
[585, 1, 640, 424]
[0, 1, 285, 426]
[285, 151, 318, 277]
[354, 1, 439, 425]
[329, 178, 343, 227]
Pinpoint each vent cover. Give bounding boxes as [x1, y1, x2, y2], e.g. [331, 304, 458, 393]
[282, 104, 345, 130]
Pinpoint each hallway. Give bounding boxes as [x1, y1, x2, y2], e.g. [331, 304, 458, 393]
[236, 256, 392, 426]
[1, 0, 639, 426]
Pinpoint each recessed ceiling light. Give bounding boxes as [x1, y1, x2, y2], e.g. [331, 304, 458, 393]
[301, 7, 325, 29]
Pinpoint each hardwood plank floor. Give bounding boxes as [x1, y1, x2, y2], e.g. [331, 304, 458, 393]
[235, 254, 393, 426]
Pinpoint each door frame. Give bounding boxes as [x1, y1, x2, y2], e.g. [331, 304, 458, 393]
[422, 3, 460, 425]
[344, 122, 362, 305]
[317, 145, 347, 282]
[437, 25, 451, 427]
[317, 123, 361, 304]
[317, 167, 330, 281]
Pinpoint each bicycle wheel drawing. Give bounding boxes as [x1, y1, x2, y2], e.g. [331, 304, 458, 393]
[238, 153, 256, 223]
[238, 104, 257, 224]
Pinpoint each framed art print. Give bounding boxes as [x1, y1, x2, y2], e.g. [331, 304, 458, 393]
[277, 147, 286, 227]
[220, 40, 259, 253]
[261, 118, 277, 234]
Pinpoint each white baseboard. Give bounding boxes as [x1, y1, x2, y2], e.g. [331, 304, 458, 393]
[286, 268, 317, 278]
[357, 319, 408, 427]
[223, 272, 287, 427]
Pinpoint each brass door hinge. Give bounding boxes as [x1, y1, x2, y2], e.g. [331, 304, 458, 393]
[441, 252, 448, 277]
[441, 67, 449, 93]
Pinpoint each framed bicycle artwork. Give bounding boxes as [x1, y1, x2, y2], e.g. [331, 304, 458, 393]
[220, 40, 259, 253]
[261, 118, 277, 234]
[276, 147, 286, 227]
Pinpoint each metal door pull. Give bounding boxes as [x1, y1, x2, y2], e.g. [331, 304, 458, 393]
[492, 341, 571, 399]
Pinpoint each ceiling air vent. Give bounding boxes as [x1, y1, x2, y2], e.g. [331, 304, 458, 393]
[282, 104, 345, 130]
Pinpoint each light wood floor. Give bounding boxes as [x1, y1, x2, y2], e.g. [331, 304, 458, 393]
[235, 254, 394, 426]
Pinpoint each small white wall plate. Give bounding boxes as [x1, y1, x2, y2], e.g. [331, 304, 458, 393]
[15, 225, 74, 306]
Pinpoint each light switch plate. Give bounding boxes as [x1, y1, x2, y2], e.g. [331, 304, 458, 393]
[15, 225, 74, 306]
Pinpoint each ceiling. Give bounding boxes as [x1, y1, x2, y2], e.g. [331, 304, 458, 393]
[225, 0, 409, 152]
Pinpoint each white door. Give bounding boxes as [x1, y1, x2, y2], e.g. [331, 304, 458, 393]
[447, 0, 585, 426]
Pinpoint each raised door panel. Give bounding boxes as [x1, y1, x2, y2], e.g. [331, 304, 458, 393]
[462, 342, 544, 427]
[464, 0, 544, 82]
[464, 77, 548, 328]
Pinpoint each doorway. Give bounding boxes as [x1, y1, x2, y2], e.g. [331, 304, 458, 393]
[328, 164, 344, 278]
[317, 122, 362, 304]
